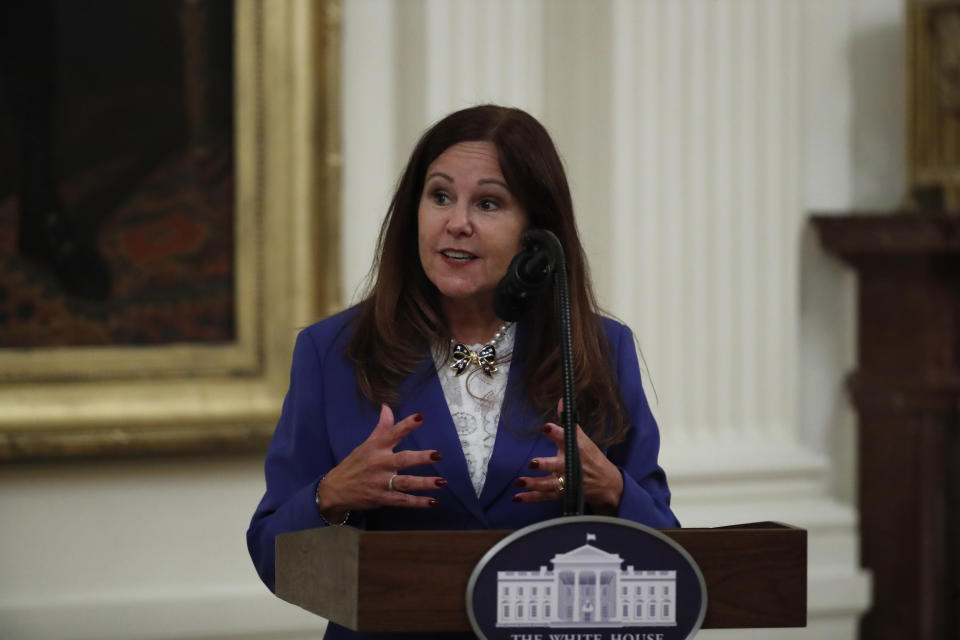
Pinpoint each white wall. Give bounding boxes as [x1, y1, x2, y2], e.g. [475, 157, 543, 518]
[1, 0, 909, 638]
[799, 0, 905, 503]
[0, 455, 326, 639]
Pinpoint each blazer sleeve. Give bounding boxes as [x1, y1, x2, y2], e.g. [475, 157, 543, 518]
[604, 322, 681, 528]
[246, 328, 353, 592]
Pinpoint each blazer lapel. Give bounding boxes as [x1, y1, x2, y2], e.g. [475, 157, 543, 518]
[478, 323, 554, 509]
[397, 355, 488, 525]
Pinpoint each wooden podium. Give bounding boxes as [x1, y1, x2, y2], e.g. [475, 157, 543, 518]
[275, 521, 806, 633]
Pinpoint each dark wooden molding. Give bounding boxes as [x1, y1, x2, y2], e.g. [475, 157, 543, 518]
[812, 212, 959, 640]
[814, 212, 960, 255]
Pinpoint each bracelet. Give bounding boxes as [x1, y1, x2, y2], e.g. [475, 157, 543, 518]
[315, 475, 350, 526]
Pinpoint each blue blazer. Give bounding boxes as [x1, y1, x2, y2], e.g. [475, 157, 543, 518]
[247, 307, 678, 639]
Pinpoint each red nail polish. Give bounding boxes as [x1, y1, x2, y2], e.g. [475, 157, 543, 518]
[429, 498, 439, 507]
[529, 459, 540, 470]
[512, 495, 522, 502]
[515, 478, 527, 488]
[430, 451, 443, 461]
[435, 478, 447, 487]
[414, 413, 424, 423]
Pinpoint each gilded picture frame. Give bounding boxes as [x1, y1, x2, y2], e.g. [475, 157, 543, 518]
[0, 0, 342, 459]
[907, 0, 960, 210]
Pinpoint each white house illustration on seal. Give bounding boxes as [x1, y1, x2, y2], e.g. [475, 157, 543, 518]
[496, 534, 677, 628]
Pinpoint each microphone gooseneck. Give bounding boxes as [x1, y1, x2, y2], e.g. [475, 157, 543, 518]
[494, 229, 584, 516]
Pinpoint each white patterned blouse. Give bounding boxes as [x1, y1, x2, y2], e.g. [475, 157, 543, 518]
[431, 324, 516, 497]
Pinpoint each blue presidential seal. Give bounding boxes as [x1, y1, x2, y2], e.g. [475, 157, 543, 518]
[467, 516, 706, 640]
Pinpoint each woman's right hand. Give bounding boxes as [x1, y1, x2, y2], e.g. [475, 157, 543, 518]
[315, 404, 446, 522]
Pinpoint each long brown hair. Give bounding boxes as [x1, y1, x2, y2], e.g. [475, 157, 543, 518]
[346, 105, 629, 446]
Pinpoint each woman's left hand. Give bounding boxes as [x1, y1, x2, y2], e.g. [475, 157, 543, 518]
[513, 421, 624, 516]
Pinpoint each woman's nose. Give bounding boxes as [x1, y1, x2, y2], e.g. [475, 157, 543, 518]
[445, 202, 473, 235]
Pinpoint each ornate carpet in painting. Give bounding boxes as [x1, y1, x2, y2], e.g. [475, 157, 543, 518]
[0, 149, 234, 348]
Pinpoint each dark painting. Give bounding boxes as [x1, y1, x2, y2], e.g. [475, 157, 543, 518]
[0, 0, 234, 348]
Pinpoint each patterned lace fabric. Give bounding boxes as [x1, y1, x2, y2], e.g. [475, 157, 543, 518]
[432, 324, 516, 497]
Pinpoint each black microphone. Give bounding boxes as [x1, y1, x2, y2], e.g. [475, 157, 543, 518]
[493, 231, 556, 321]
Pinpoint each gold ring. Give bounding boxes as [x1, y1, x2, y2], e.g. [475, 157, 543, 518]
[555, 474, 566, 496]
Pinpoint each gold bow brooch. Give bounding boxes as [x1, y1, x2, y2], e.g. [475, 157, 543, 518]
[450, 343, 498, 378]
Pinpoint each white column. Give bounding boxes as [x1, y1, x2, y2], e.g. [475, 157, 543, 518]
[341, 0, 398, 302]
[551, 573, 559, 622]
[602, 1, 871, 637]
[609, 0, 799, 442]
[423, 0, 544, 123]
[572, 569, 581, 622]
[593, 573, 600, 621]
[611, 573, 619, 622]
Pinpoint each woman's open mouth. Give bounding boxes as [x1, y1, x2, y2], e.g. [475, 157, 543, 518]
[441, 250, 477, 262]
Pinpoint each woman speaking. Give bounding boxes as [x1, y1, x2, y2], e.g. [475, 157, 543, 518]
[247, 105, 678, 638]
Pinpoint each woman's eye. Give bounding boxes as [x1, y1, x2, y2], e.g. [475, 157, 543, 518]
[477, 198, 499, 211]
[432, 191, 451, 205]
